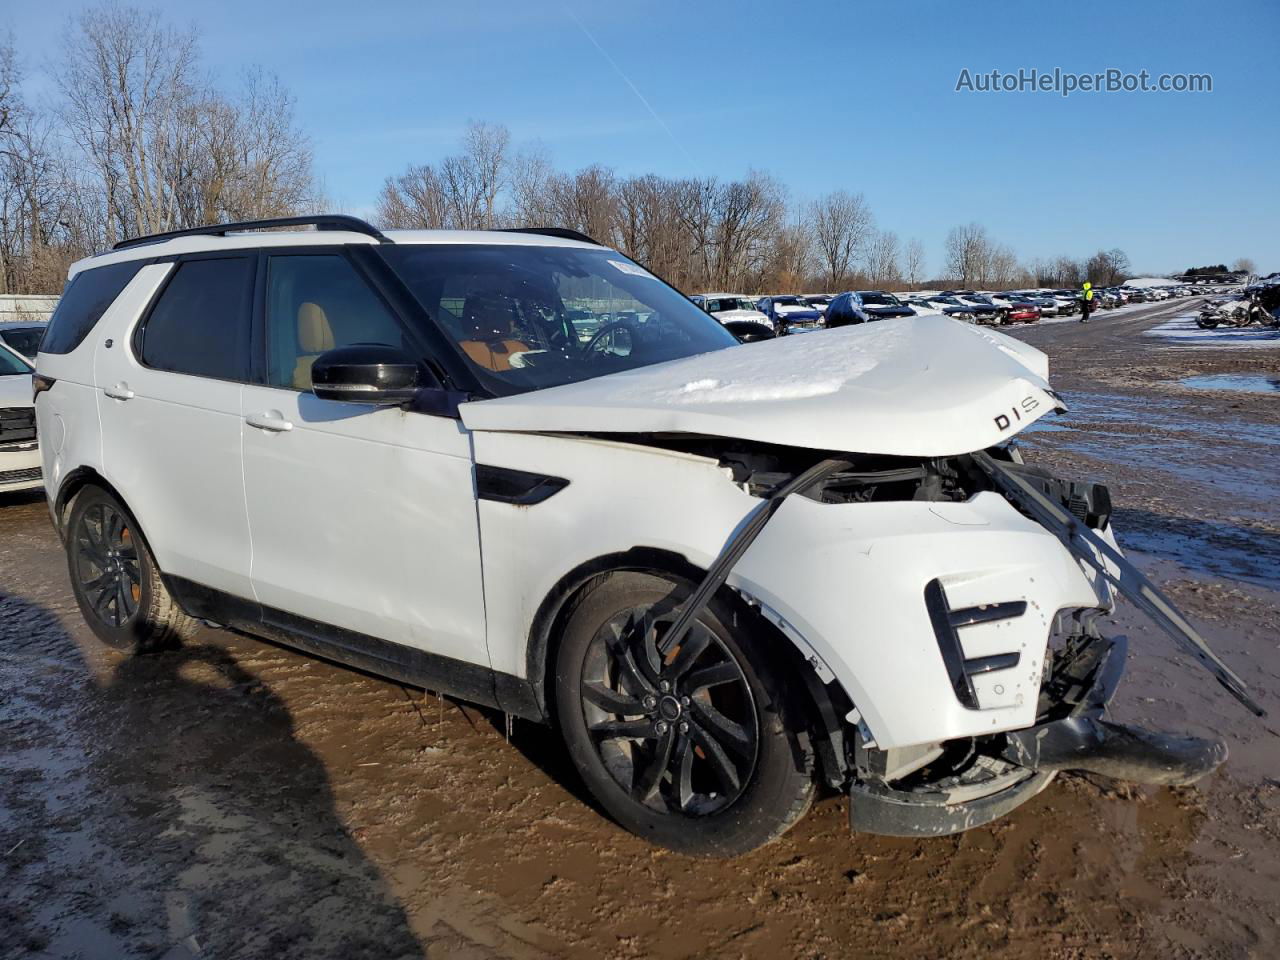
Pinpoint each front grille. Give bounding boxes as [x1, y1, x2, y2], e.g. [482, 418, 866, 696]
[0, 466, 41, 484]
[0, 407, 36, 445]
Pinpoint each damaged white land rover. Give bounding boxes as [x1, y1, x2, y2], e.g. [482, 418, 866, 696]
[36, 216, 1262, 857]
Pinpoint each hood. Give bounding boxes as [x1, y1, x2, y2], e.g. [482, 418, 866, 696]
[863, 305, 915, 318]
[712, 309, 769, 322]
[0, 373, 33, 409]
[459, 315, 1058, 457]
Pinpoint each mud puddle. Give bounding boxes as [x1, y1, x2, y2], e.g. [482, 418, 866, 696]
[1181, 373, 1280, 394]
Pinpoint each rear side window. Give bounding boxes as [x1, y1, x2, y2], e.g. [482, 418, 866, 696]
[139, 257, 253, 381]
[41, 260, 148, 355]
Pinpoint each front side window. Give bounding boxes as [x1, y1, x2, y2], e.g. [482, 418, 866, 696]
[139, 257, 253, 381]
[380, 245, 736, 395]
[265, 254, 405, 390]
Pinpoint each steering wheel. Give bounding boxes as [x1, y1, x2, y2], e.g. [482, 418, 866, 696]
[583, 321, 635, 360]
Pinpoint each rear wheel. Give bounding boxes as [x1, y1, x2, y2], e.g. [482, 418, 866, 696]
[66, 486, 194, 654]
[555, 571, 815, 857]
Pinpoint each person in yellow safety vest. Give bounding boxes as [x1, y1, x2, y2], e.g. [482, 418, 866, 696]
[1080, 281, 1094, 323]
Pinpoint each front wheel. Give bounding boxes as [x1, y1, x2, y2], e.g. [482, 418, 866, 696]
[66, 486, 195, 654]
[555, 571, 815, 857]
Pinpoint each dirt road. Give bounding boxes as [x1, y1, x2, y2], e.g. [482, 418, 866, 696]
[3, 298, 1279, 959]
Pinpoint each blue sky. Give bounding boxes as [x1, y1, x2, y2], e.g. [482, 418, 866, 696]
[6, 0, 1279, 274]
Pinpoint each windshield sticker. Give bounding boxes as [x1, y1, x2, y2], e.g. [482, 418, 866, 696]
[608, 259, 657, 279]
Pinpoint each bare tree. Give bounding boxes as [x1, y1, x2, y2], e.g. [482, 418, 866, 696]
[902, 238, 925, 291]
[376, 163, 449, 229]
[543, 165, 618, 245]
[944, 222, 991, 288]
[55, 5, 314, 243]
[864, 229, 900, 288]
[809, 190, 872, 289]
[1084, 248, 1130, 286]
[1233, 256, 1257, 275]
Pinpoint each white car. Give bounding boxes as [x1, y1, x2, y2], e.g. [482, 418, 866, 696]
[692, 293, 774, 333]
[1, 340, 41, 494]
[36, 216, 1253, 857]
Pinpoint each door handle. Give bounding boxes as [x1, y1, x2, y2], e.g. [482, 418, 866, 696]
[104, 382, 134, 401]
[245, 411, 293, 433]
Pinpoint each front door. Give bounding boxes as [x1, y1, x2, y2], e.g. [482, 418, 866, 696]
[240, 250, 488, 667]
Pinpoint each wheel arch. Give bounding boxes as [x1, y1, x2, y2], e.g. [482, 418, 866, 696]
[52, 466, 133, 543]
[526, 546, 852, 787]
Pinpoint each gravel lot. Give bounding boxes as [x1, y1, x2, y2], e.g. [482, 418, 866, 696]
[3, 297, 1279, 959]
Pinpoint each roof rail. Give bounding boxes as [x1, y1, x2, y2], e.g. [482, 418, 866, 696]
[112, 214, 393, 251]
[499, 226, 600, 246]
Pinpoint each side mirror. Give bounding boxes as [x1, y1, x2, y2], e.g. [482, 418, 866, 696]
[311, 344, 424, 404]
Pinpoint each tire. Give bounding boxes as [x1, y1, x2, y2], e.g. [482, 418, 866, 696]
[66, 485, 195, 654]
[554, 571, 815, 857]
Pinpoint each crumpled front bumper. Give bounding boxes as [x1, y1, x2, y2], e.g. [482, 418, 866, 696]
[848, 631, 1228, 837]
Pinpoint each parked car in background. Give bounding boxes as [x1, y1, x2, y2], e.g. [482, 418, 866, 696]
[692, 293, 775, 334]
[1, 339, 41, 494]
[909, 297, 981, 322]
[0, 322, 48, 361]
[802, 294, 833, 315]
[853, 291, 916, 321]
[989, 294, 1041, 324]
[926, 295, 998, 323]
[756, 295, 824, 333]
[823, 292, 872, 327]
[1010, 292, 1059, 317]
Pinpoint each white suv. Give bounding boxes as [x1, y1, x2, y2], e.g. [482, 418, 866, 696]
[36, 216, 1255, 856]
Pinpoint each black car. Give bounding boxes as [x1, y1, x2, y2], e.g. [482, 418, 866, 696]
[854, 291, 916, 321]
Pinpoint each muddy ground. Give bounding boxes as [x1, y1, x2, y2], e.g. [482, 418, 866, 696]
[3, 297, 1279, 959]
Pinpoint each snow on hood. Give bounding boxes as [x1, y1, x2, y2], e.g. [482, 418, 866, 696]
[0, 373, 33, 409]
[712, 308, 768, 321]
[459, 315, 1058, 457]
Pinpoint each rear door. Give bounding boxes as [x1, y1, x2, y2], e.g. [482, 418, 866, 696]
[95, 254, 256, 598]
[239, 249, 487, 666]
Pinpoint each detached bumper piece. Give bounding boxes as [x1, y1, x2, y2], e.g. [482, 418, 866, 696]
[1004, 717, 1227, 787]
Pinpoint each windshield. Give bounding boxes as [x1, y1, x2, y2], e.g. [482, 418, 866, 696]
[858, 292, 902, 306]
[773, 297, 810, 308]
[708, 297, 756, 312]
[381, 244, 737, 395]
[0, 344, 32, 376]
[0, 327, 44, 358]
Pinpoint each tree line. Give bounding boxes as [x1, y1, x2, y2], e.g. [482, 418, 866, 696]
[3, 4, 1156, 296]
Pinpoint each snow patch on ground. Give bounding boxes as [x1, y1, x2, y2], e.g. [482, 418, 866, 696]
[1145, 313, 1280, 348]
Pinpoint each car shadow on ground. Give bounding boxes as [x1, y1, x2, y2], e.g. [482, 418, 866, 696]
[0, 590, 425, 960]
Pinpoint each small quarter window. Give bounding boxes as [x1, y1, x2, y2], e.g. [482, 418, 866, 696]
[41, 259, 148, 355]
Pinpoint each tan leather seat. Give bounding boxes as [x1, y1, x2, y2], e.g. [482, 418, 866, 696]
[458, 292, 530, 372]
[460, 338, 531, 372]
[293, 302, 335, 389]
